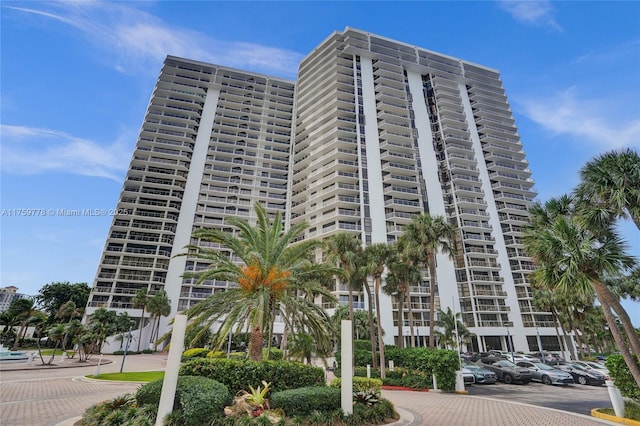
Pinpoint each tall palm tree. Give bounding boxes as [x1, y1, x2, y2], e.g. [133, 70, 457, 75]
[575, 148, 640, 230]
[384, 237, 422, 349]
[434, 307, 474, 351]
[403, 213, 456, 349]
[183, 203, 338, 361]
[133, 288, 149, 352]
[325, 232, 363, 367]
[524, 197, 640, 386]
[531, 288, 569, 357]
[363, 242, 392, 379]
[146, 291, 171, 346]
[56, 301, 83, 353]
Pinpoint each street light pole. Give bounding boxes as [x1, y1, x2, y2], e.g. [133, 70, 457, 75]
[535, 325, 544, 361]
[505, 321, 514, 362]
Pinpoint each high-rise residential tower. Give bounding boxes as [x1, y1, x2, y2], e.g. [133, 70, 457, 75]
[87, 28, 556, 354]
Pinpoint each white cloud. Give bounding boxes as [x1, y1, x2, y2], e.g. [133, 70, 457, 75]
[0, 125, 132, 181]
[4, 2, 302, 77]
[517, 88, 640, 150]
[498, 1, 562, 32]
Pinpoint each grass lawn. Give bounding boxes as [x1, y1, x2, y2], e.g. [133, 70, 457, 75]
[89, 371, 165, 382]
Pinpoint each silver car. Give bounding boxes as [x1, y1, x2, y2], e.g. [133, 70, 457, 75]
[516, 361, 574, 385]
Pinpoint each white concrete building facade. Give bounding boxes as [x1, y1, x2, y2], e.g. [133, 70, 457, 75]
[86, 28, 558, 354]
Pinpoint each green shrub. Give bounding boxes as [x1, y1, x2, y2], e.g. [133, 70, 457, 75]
[135, 375, 231, 425]
[606, 354, 640, 402]
[354, 340, 372, 351]
[350, 399, 397, 425]
[330, 377, 382, 394]
[180, 358, 324, 394]
[264, 347, 284, 361]
[141, 349, 154, 354]
[270, 386, 341, 416]
[182, 347, 209, 360]
[207, 350, 226, 358]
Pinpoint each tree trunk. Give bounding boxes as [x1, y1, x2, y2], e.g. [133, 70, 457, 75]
[597, 297, 640, 387]
[136, 309, 146, 352]
[363, 279, 378, 369]
[396, 285, 405, 350]
[348, 283, 355, 370]
[407, 292, 415, 348]
[427, 255, 437, 349]
[249, 325, 264, 361]
[594, 280, 640, 358]
[375, 276, 386, 379]
[12, 321, 28, 351]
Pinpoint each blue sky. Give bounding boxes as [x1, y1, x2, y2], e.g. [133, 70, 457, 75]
[1, 1, 639, 323]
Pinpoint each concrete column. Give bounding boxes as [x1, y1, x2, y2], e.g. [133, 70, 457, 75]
[341, 320, 353, 415]
[155, 314, 187, 426]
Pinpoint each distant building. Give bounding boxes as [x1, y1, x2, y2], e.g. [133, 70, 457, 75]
[86, 28, 560, 355]
[0, 286, 30, 312]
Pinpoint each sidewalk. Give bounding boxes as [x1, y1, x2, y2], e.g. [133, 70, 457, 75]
[1, 354, 620, 426]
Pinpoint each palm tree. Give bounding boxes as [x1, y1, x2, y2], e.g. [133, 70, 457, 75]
[353, 254, 378, 369]
[531, 288, 569, 357]
[9, 298, 37, 350]
[363, 243, 392, 379]
[146, 291, 171, 347]
[183, 203, 338, 361]
[324, 232, 363, 367]
[403, 213, 456, 349]
[384, 237, 422, 349]
[575, 148, 640, 230]
[55, 301, 83, 353]
[133, 288, 149, 352]
[434, 307, 474, 351]
[524, 197, 640, 386]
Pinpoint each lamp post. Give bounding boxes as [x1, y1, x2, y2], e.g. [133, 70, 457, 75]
[505, 321, 514, 362]
[535, 324, 544, 361]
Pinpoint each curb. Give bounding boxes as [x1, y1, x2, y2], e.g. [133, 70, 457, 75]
[592, 409, 640, 426]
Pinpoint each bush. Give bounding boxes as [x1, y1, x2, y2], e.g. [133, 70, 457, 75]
[135, 375, 231, 425]
[606, 354, 640, 402]
[329, 377, 382, 394]
[181, 348, 209, 361]
[270, 386, 341, 416]
[142, 349, 154, 354]
[180, 358, 325, 394]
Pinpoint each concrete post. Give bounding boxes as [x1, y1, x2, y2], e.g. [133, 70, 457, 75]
[341, 320, 353, 415]
[606, 380, 625, 418]
[155, 314, 187, 426]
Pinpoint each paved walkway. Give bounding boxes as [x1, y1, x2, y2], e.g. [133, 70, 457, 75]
[0, 354, 620, 426]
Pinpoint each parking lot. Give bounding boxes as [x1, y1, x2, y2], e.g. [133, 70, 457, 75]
[465, 379, 611, 416]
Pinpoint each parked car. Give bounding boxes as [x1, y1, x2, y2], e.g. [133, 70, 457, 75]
[556, 363, 606, 386]
[507, 353, 540, 363]
[462, 362, 498, 384]
[476, 357, 532, 384]
[470, 351, 507, 362]
[573, 361, 610, 379]
[461, 367, 475, 385]
[515, 361, 574, 385]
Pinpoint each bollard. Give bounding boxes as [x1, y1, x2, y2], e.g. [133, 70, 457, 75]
[94, 354, 104, 378]
[432, 374, 438, 390]
[389, 360, 394, 372]
[367, 364, 371, 378]
[455, 371, 466, 393]
[606, 380, 624, 418]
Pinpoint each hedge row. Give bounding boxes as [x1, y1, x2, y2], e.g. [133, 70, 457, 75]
[179, 358, 325, 393]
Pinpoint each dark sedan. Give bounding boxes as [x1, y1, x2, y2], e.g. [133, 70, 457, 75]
[555, 363, 605, 386]
[463, 362, 498, 384]
[476, 357, 532, 384]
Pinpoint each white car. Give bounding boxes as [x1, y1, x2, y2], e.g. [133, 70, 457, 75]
[461, 367, 475, 385]
[506, 353, 539, 363]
